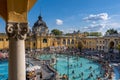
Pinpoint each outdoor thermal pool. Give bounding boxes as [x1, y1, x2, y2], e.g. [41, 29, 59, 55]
[39, 54, 104, 80]
[0, 61, 8, 80]
[39, 54, 120, 80]
[0, 53, 119, 80]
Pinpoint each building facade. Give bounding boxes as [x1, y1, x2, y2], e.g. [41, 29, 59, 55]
[0, 16, 120, 53]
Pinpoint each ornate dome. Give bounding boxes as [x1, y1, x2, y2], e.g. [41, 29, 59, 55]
[32, 15, 49, 35]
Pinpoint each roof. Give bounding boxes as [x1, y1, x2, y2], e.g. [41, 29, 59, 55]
[32, 15, 48, 28]
[85, 36, 98, 38]
[104, 34, 120, 37]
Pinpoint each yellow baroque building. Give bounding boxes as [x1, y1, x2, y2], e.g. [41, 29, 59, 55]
[0, 33, 9, 50]
[0, 15, 120, 53]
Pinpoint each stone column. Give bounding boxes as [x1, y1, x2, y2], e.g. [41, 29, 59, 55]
[6, 22, 29, 80]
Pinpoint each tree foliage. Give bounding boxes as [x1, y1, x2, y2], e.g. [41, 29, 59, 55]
[89, 32, 102, 36]
[83, 32, 102, 36]
[51, 29, 63, 35]
[83, 32, 89, 36]
[106, 28, 118, 35]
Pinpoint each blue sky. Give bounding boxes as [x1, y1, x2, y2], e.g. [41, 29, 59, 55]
[1, 0, 120, 35]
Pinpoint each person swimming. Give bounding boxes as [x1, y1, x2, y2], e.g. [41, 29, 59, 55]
[80, 63, 82, 67]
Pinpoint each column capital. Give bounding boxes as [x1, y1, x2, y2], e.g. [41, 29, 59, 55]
[6, 22, 29, 40]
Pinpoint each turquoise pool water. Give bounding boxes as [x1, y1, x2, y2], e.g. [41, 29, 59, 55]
[113, 66, 120, 80]
[39, 54, 52, 60]
[0, 54, 119, 80]
[39, 54, 104, 80]
[0, 61, 8, 80]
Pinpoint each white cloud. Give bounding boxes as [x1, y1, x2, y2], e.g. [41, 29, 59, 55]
[82, 24, 104, 32]
[60, 27, 78, 33]
[56, 19, 63, 25]
[82, 21, 120, 35]
[82, 13, 120, 35]
[83, 13, 109, 21]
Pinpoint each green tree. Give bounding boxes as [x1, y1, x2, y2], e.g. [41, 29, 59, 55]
[106, 28, 118, 35]
[83, 32, 89, 36]
[51, 29, 63, 35]
[89, 32, 102, 36]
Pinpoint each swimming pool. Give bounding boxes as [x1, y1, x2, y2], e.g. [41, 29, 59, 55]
[39, 54, 104, 80]
[113, 66, 120, 80]
[0, 54, 119, 80]
[0, 61, 8, 80]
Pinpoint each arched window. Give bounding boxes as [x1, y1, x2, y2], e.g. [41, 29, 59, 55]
[103, 41, 104, 44]
[63, 39, 66, 45]
[43, 39, 47, 43]
[6, 38, 8, 41]
[67, 39, 70, 44]
[100, 41, 101, 44]
[71, 39, 74, 44]
[53, 43, 55, 46]
[33, 42, 36, 47]
[100, 46, 101, 50]
[109, 41, 114, 49]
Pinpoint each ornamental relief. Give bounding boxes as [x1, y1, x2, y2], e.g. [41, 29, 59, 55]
[6, 22, 29, 40]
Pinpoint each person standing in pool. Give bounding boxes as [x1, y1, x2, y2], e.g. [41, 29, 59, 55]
[72, 70, 74, 74]
[81, 72, 84, 76]
[93, 70, 95, 73]
[80, 63, 82, 67]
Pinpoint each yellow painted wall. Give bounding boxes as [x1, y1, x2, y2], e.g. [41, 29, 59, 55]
[0, 35, 9, 49]
[1, 34, 120, 51]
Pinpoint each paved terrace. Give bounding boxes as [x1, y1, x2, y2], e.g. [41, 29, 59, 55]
[26, 56, 56, 80]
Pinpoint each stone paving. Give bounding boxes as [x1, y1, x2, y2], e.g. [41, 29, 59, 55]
[26, 56, 56, 80]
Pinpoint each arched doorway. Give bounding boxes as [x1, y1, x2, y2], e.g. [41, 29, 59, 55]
[109, 41, 114, 53]
[71, 39, 74, 44]
[63, 39, 66, 45]
[67, 39, 70, 45]
[43, 38, 47, 43]
[78, 41, 83, 52]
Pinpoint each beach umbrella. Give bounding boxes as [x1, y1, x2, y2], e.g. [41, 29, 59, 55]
[37, 66, 41, 69]
[37, 65, 41, 69]
[33, 65, 41, 70]
[26, 67, 34, 71]
[26, 67, 31, 71]
[31, 67, 35, 71]
[32, 66, 37, 70]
